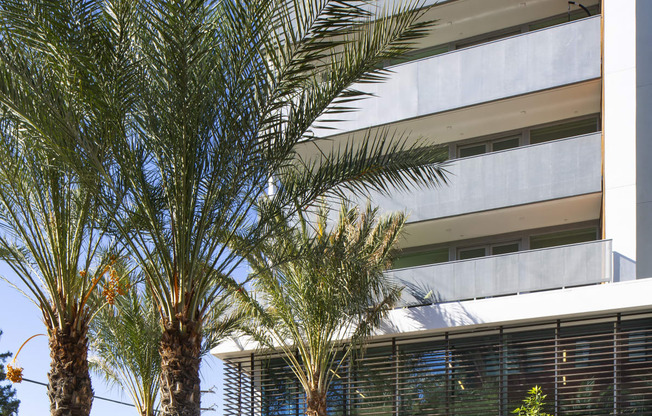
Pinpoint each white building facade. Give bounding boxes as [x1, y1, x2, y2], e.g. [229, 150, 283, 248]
[213, 1, 652, 414]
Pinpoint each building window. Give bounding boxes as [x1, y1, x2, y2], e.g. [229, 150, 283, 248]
[393, 247, 449, 269]
[458, 241, 520, 260]
[455, 115, 599, 159]
[529, 117, 600, 144]
[458, 136, 520, 158]
[528, 5, 601, 31]
[394, 224, 599, 269]
[529, 227, 598, 250]
[492, 137, 520, 151]
[458, 143, 486, 158]
[455, 29, 522, 50]
[223, 316, 652, 416]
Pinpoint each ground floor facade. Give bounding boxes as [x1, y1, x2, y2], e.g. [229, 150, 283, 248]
[222, 309, 652, 416]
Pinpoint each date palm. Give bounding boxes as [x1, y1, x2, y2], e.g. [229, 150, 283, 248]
[240, 204, 406, 416]
[89, 286, 162, 416]
[88, 279, 240, 416]
[0, 121, 121, 415]
[1, 1, 447, 415]
[0, 0, 136, 414]
[99, 1, 446, 415]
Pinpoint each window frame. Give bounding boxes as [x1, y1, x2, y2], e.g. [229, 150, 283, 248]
[454, 114, 600, 159]
[457, 240, 521, 261]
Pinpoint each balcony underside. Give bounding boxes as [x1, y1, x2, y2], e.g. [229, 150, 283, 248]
[402, 192, 601, 247]
[390, 0, 601, 50]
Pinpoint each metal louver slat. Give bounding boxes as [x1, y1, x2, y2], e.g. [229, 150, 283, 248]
[223, 314, 652, 416]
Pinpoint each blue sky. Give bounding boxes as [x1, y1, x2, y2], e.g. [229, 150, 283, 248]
[0, 264, 226, 415]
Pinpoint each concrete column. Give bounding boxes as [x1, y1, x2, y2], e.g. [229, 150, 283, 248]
[636, 0, 652, 278]
[603, 0, 637, 279]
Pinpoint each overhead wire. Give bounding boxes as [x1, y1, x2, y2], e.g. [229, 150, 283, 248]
[20, 378, 217, 412]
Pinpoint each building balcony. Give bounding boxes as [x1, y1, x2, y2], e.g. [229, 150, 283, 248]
[314, 16, 601, 138]
[390, 239, 613, 307]
[369, 132, 602, 228]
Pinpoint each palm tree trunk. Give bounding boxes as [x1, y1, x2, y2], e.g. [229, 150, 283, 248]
[306, 390, 328, 416]
[159, 322, 202, 416]
[47, 325, 93, 416]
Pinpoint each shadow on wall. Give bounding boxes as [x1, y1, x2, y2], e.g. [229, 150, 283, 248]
[400, 277, 447, 306]
[613, 252, 636, 282]
[377, 279, 483, 336]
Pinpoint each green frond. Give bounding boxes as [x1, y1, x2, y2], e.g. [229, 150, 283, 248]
[89, 284, 162, 416]
[0, 0, 136, 333]
[239, 202, 406, 398]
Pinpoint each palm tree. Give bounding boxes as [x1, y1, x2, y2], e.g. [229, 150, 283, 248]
[0, 121, 125, 415]
[239, 204, 406, 416]
[94, 2, 446, 415]
[88, 279, 240, 416]
[89, 286, 162, 416]
[1, 1, 447, 415]
[0, 1, 136, 414]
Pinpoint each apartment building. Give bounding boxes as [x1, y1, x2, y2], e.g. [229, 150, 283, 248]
[213, 1, 652, 414]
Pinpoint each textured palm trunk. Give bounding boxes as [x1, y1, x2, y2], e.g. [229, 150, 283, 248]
[306, 390, 328, 416]
[159, 322, 202, 416]
[47, 325, 93, 416]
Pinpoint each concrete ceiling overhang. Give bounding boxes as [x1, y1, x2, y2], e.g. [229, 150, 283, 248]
[400, 192, 602, 248]
[212, 279, 652, 360]
[412, 0, 601, 50]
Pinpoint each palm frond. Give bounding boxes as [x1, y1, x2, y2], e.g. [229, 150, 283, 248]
[89, 284, 161, 416]
[239, 203, 406, 399]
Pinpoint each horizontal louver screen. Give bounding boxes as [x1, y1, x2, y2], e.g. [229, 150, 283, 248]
[223, 315, 652, 416]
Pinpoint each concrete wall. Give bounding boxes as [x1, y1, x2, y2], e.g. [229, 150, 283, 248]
[603, 0, 637, 279]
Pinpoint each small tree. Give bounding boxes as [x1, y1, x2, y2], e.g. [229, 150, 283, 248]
[513, 386, 553, 416]
[89, 287, 162, 416]
[240, 204, 406, 416]
[0, 331, 19, 416]
[89, 279, 240, 416]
